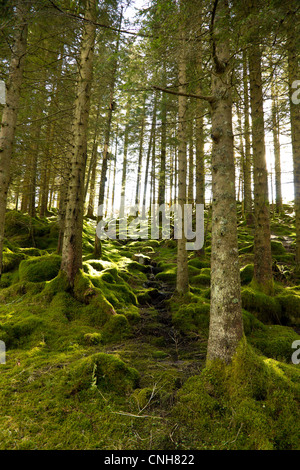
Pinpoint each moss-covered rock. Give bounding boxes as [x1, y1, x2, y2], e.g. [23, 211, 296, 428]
[19, 255, 61, 283]
[242, 309, 266, 336]
[172, 340, 300, 450]
[65, 353, 140, 396]
[188, 258, 210, 269]
[83, 332, 102, 345]
[249, 325, 300, 361]
[0, 313, 44, 348]
[101, 314, 130, 343]
[155, 263, 177, 283]
[241, 287, 282, 324]
[2, 249, 25, 273]
[171, 297, 210, 333]
[277, 292, 300, 325]
[240, 264, 254, 285]
[190, 273, 211, 287]
[271, 240, 286, 255]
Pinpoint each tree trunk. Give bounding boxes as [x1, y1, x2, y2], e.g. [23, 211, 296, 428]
[176, 23, 189, 295]
[135, 96, 146, 209]
[60, 0, 96, 286]
[94, 8, 123, 256]
[195, 34, 205, 206]
[119, 117, 130, 219]
[158, 85, 167, 207]
[248, 41, 273, 294]
[142, 94, 157, 218]
[188, 117, 194, 204]
[0, 0, 28, 277]
[271, 82, 283, 214]
[287, 17, 300, 266]
[242, 50, 253, 225]
[207, 0, 243, 364]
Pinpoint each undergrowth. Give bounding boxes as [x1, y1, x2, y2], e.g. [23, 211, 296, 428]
[0, 207, 299, 450]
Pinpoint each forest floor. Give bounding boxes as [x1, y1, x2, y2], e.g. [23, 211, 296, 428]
[0, 205, 299, 450]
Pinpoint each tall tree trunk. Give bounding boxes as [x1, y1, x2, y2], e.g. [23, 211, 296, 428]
[248, 40, 273, 294]
[0, 0, 28, 277]
[135, 95, 146, 209]
[60, 0, 96, 286]
[287, 16, 300, 266]
[94, 8, 123, 256]
[271, 82, 283, 214]
[242, 50, 253, 225]
[142, 94, 157, 218]
[195, 2, 205, 204]
[158, 63, 167, 207]
[86, 140, 98, 218]
[188, 117, 194, 204]
[176, 22, 189, 295]
[207, 0, 243, 364]
[111, 128, 118, 216]
[119, 116, 130, 219]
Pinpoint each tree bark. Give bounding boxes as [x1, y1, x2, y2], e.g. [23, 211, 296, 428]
[142, 93, 157, 218]
[94, 8, 123, 256]
[0, 0, 28, 276]
[287, 16, 300, 266]
[248, 42, 273, 294]
[206, 0, 243, 364]
[176, 22, 189, 295]
[271, 82, 283, 214]
[60, 0, 96, 286]
[135, 95, 146, 209]
[242, 50, 253, 225]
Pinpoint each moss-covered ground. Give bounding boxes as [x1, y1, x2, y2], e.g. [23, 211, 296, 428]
[0, 205, 299, 450]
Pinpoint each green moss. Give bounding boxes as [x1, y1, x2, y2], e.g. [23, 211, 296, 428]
[39, 270, 70, 301]
[0, 271, 19, 288]
[64, 352, 140, 397]
[133, 387, 159, 409]
[0, 314, 44, 348]
[155, 263, 177, 283]
[4, 211, 49, 238]
[172, 340, 300, 450]
[241, 287, 282, 324]
[277, 293, 300, 325]
[171, 297, 210, 333]
[83, 292, 116, 327]
[19, 255, 61, 283]
[101, 314, 130, 343]
[271, 240, 286, 255]
[191, 273, 211, 287]
[188, 258, 210, 269]
[240, 264, 254, 285]
[242, 309, 265, 336]
[83, 332, 102, 345]
[239, 243, 254, 254]
[249, 325, 300, 361]
[2, 249, 25, 273]
[152, 350, 169, 359]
